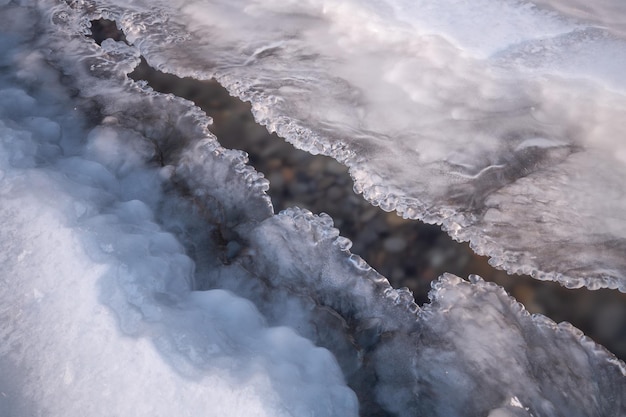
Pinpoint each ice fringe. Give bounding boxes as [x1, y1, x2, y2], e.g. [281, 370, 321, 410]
[84, 0, 626, 292]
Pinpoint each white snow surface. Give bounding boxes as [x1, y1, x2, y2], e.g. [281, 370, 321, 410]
[1, 1, 626, 416]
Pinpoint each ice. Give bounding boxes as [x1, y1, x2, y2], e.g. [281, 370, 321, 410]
[65, 0, 626, 290]
[1, 1, 625, 416]
[242, 209, 626, 416]
[531, 0, 626, 37]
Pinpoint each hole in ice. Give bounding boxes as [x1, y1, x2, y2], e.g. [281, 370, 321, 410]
[87, 19, 626, 361]
[89, 19, 127, 46]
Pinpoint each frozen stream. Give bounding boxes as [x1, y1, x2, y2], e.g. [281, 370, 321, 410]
[1, 1, 625, 416]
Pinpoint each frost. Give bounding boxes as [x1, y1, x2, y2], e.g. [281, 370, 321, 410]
[1, 1, 625, 416]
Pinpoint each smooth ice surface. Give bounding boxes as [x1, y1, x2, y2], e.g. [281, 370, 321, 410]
[67, 0, 626, 291]
[1, 1, 626, 416]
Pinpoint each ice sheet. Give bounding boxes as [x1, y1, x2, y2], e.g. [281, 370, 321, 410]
[68, 0, 626, 290]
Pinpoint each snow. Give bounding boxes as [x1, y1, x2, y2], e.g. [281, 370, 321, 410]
[0, 7, 356, 414]
[1, 0, 625, 416]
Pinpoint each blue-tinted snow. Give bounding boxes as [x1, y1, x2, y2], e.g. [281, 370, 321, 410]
[0, 3, 356, 415]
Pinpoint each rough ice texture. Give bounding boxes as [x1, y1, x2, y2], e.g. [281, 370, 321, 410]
[1, 1, 625, 416]
[246, 210, 626, 416]
[62, 0, 626, 291]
